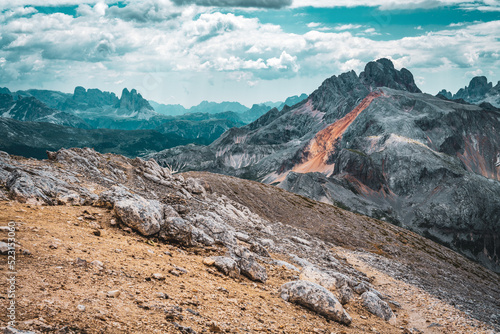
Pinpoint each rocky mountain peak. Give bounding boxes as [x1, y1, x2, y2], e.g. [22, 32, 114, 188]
[0, 87, 12, 95]
[440, 76, 499, 107]
[461, 76, 493, 99]
[70, 86, 119, 110]
[118, 88, 154, 112]
[360, 58, 421, 93]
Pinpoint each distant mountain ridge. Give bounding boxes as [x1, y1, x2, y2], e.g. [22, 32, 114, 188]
[0, 93, 91, 129]
[149, 93, 308, 117]
[438, 76, 500, 107]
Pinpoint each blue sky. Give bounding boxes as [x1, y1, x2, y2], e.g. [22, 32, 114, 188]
[0, 0, 499, 107]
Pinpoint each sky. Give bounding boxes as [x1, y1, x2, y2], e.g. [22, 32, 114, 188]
[0, 0, 499, 107]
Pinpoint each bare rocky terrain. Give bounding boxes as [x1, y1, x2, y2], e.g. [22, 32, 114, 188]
[149, 59, 500, 274]
[0, 148, 498, 333]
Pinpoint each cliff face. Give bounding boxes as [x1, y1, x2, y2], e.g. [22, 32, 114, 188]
[149, 60, 500, 273]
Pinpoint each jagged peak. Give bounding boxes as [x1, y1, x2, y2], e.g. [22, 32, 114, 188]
[360, 58, 421, 93]
[118, 87, 154, 112]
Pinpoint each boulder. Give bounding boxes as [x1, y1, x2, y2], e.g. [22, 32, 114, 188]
[159, 217, 193, 245]
[185, 177, 205, 195]
[0, 241, 11, 254]
[338, 285, 354, 305]
[193, 215, 237, 247]
[250, 242, 270, 258]
[114, 197, 164, 236]
[272, 260, 299, 272]
[299, 266, 338, 290]
[280, 280, 352, 325]
[233, 246, 267, 283]
[361, 291, 395, 322]
[289, 254, 313, 268]
[354, 282, 370, 295]
[212, 256, 240, 278]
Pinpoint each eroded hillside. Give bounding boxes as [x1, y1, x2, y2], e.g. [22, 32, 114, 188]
[0, 148, 498, 333]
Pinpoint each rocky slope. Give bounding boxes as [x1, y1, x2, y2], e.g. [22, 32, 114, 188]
[149, 59, 500, 273]
[438, 76, 500, 107]
[0, 148, 498, 333]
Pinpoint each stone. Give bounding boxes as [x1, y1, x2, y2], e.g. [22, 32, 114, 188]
[203, 257, 215, 266]
[338, 285, 354, 305]
[114, 196, 164, 236]
[191, 227, 215, 246]
[299, 266, 338, 290]
[233, 246, 267, 283]
[164, 205, 181, 219]
[361, 291, 395, 322]
[250, 242, 270, 257]
[107, 290, 121, 298]
[0, 241, 10, 254]
[152, 273, 165, 280]
[354, 282, 370, 295]
[272, 260, 299, 272]
[4, 327, 36, 334]
[289, 254, 313, 268]
[90, 260, 104, 269]
[212, 256, 240, 278]
[169, 269, 180, 277]
[77, 304, 86, 311]
[280, 280, 352, 325]
[185, 177, 205, 195]
[193, 215, 237, 248]
[234, 232, 251, 242]
[259, 238, 275, 248]
[159, 217, 194, 246]
[291, 236, 311, 246]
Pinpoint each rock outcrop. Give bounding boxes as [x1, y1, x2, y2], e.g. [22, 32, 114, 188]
[361, 291, 395, 322]
[280, 280, 352, 325]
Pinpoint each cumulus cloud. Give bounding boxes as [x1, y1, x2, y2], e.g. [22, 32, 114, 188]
[171, 0, 292, 9]
[291, 0, 498, 11]
[1, 1, 500, 99]
[334, 24, 363, 31]
[307, 22, 320, 28]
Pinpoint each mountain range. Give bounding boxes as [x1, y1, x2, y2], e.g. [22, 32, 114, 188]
[438, 76, 500, 107]
[0, 86, 308, 152]
[2, 59, 499, 275]
[149, 59, 500, 273]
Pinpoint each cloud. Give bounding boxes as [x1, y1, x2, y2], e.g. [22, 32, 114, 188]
[465, 68, 483, 77]
[333, 24, 363, 31]
[1, 1, 500, 100]
[171, 0, 292, 9]
[307, 22, 320, 28]
[290, 0, 499, 12]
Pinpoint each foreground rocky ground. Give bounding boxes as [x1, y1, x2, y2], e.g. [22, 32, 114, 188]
[0, 148, 498, 333]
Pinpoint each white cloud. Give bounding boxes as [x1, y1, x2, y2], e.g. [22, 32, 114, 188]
[266, 51, 299, 71]
[290, 0, 499, 12]
[465, 68, 483, 77]
[334, 24, 363, 31]
[307, 22, 320, 28]
[1, 1, 500, 102]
